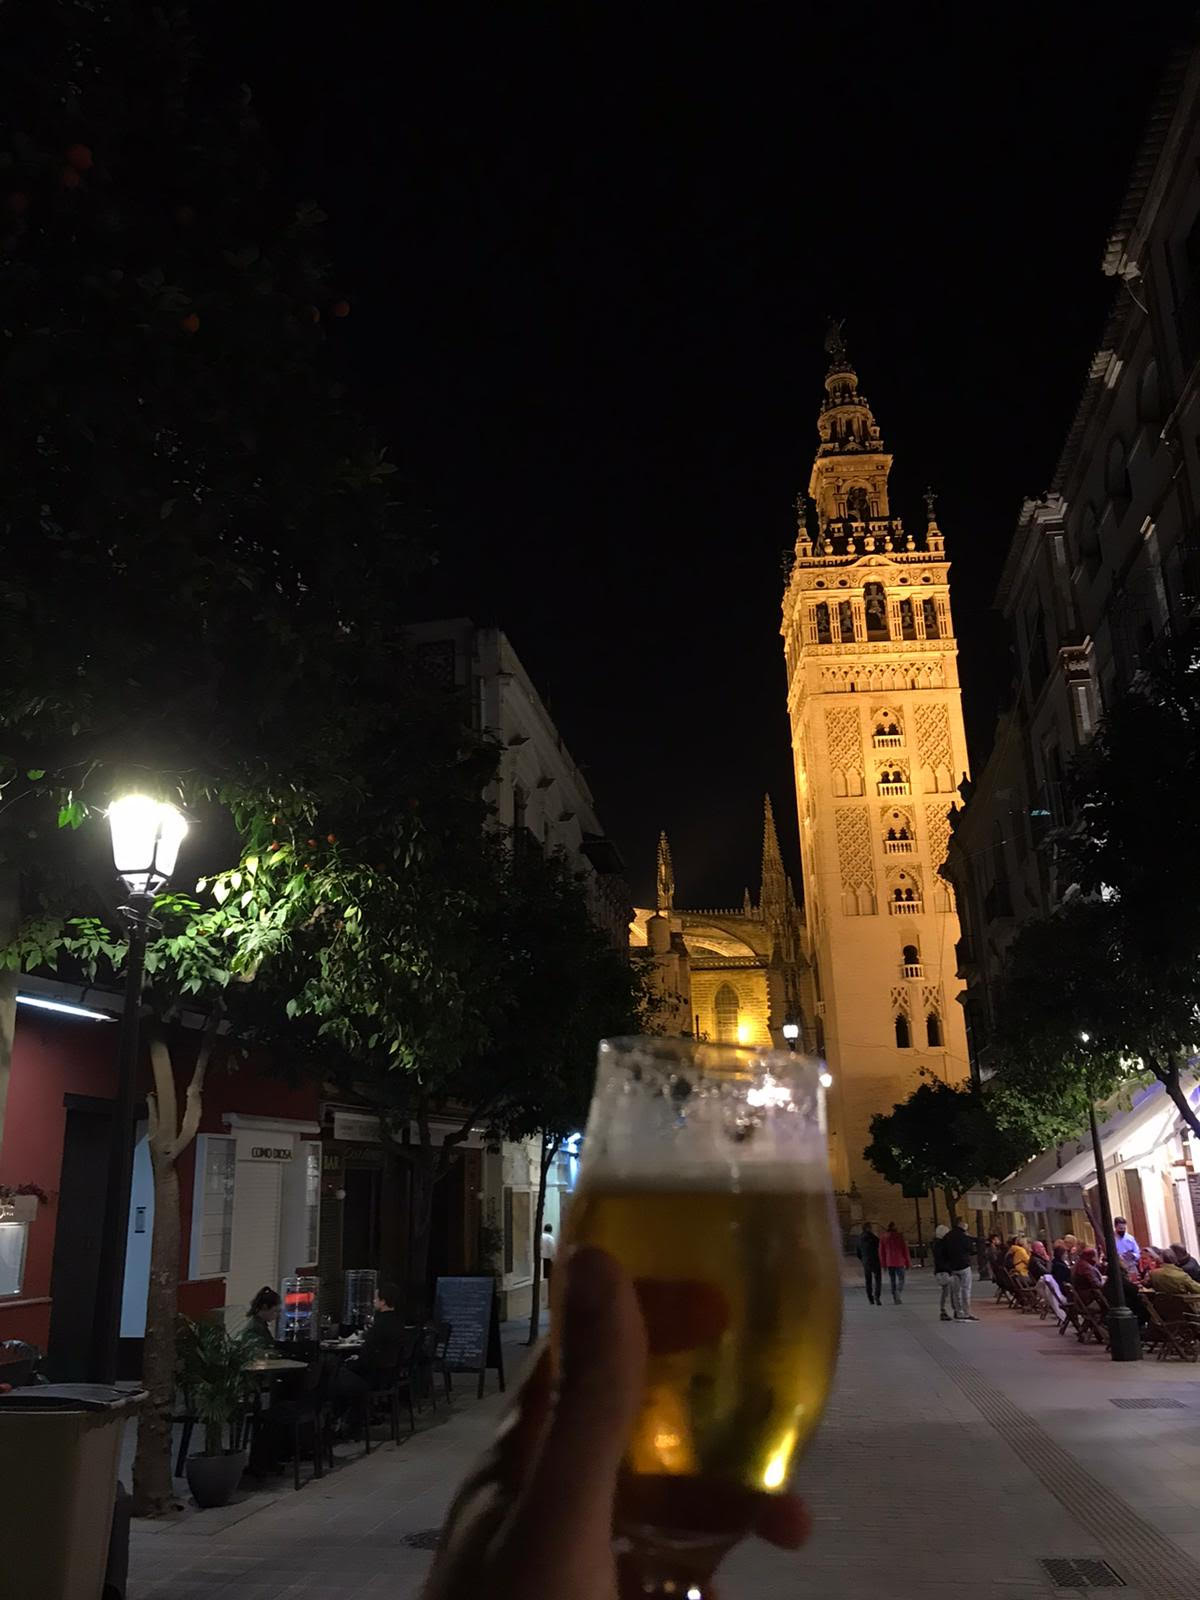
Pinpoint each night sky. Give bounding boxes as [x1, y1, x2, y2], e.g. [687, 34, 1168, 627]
[222, 7, 1182, 905]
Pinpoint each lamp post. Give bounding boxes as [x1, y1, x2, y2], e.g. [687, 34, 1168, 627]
[781, 1020, 800, 1052]
[1079, 1033, 1141, 1363]
[90, 796, 187, 1384]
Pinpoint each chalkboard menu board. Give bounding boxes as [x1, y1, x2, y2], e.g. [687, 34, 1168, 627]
[434, 1275, 506, 1398]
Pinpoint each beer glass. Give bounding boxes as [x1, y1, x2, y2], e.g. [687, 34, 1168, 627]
[559, 1036, 841, 1594]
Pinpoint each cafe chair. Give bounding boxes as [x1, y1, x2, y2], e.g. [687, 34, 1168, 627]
[363, 1328, 420, 1456]
[1145, 1294, 1200, 1362]
[254, 1350, 340, 1490]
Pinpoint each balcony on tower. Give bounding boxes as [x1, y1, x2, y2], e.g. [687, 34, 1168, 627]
[877, 771, 910, 796]
[889, 894, 923, 916]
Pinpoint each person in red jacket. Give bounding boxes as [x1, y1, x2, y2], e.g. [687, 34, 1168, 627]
[879, 1221, 911, 1303]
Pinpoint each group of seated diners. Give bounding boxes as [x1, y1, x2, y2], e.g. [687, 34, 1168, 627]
[986, 1221, 1200, 1337]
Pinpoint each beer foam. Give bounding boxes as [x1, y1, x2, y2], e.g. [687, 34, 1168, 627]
[577, 1155, 833, 1194]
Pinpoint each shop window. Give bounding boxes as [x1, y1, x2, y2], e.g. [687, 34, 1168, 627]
[189, 1133, 235, 1279]
[0, 1220, 28, 1296]
[714, 983, 740, 1044]
[504, 1186, 532, 1280]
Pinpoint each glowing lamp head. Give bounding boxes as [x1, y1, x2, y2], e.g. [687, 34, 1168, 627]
[108, 795, 187, 895]
[819, 1068, 834, 1089]
[781, 1021, 800, 1042]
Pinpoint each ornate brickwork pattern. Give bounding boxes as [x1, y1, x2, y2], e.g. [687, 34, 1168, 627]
[835, 807, 875, 894]
[890, 985, 911, 1015]
[924, 801, 952, 873]
[921, 984, 943, 1017]
[825, 704, 864, 776]
[914, 702, 953, 773]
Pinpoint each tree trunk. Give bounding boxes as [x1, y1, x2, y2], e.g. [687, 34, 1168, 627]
[406, 1151, 437, 1315]
[527, 1133, 560, 1346]
[379, 1146, 406, 1286]
[1153, 1054, 1200, 1142]
[131, 1154, 181, 1516]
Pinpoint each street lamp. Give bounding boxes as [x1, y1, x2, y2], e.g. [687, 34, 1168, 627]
[781, 1021, 800, 1052]
[1079, 1031, 1141, 1363]
[819, 1068, 834, 1090]
[91, 795, 187, 1383]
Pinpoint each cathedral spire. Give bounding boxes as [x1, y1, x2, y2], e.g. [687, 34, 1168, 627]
[656, 830, 675, 913]
[760, 795, 792, 914]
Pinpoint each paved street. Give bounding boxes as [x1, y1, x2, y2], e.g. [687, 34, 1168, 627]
[128, 1273, 1200, 1599]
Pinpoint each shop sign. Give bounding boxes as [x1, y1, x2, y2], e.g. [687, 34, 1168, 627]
[248, 1144, 293, 1162]
[333, 1111, 381, 1143]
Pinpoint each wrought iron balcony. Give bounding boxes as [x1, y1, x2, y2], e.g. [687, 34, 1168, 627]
[884, 839, 914, 854]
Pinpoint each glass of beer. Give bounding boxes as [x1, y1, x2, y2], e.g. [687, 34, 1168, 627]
[559, 1035, 841, 1593]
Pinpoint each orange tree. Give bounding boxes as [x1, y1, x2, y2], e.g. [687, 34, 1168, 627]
[0, 0, 489, 1515]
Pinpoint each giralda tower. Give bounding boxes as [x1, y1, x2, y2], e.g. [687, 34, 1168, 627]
[780, 326, 970, 1225]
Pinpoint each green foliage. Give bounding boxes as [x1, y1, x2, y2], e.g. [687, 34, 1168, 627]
[175, 1317, 256, 1456]
[864, 1079, 1040, 1214]
[984, 646, 1200, 1145]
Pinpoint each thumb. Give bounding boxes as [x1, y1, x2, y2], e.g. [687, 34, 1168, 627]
[511, 1247, 647, 1556]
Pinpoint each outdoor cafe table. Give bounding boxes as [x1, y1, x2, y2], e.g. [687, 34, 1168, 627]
[246, 1356, 309, 1376]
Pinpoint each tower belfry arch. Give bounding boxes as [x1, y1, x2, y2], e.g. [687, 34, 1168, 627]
[781, 326, 970, 1226]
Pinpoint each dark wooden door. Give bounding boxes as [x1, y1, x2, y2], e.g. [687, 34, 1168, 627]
[47, 1100, 113, 1381]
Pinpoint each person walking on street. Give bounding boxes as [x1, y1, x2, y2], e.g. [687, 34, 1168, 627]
[880, 1221, 910, 1303]
[540, 1223, 557, 1286]
[944, 1219, 979, 1320]
[932, 1225, 952, 1321]
[857, 1222, 882, 1305]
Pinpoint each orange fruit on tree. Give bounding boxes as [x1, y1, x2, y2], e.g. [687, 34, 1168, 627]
[60, 168, 81, 189]
[180, 312, 200, 333]
[331, 299, 350, 317]
[66, 144, 94, 171]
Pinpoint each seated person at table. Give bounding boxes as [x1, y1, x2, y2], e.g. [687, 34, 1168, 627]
[332, 1282, 406, 1431]
[242, 1286, 281, 1349]
[1147, 1253, 1200, 1297]
[1134, 1246, 1162, 1282]
[1026, 1241, 1050, 1282]
[1050, 1244, 1073, 1289]
[1006, 1237, 1031, 1278]
[1072, 1247, 1105, 1309]
[1168, 1243, 1200, 1283]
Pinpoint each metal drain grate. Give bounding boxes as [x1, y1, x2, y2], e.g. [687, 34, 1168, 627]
[1039, 1558, 1126, 1589]
[400, 1528, 443, 1550]
[1109, 1396, 1186, 1409]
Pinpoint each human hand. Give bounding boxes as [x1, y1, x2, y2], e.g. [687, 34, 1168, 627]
[421, 1246, 810, 1600]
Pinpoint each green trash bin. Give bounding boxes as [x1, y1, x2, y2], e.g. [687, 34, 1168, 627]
[0, 1384, 145, 1600]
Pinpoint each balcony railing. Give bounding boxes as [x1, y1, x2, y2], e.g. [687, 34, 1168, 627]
[889, 899, 923, 916]
[873, 734, 903, 749]
[878, 782, 910, 797]
[884, 839, 914, 854]
[901, 962, 924, 978]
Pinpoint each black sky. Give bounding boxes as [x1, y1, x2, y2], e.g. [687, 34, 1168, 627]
[221, 6, 1182, 905]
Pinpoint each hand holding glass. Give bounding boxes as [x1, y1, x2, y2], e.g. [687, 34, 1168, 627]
[555, 1036, 841, 1593]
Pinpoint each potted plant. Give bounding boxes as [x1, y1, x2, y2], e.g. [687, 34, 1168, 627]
[176, 1317, 255, 1508]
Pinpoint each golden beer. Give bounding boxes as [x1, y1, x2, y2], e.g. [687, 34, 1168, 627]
[563, 1180, 841, 1493]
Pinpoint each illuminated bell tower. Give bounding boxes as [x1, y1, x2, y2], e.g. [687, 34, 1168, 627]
[781, 324, 970, 1226]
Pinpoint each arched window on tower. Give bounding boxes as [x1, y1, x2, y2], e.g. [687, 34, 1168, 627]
[714, 983, 740, 1044]
[864, 582, 888, 641]
[894, 1013, 911, 1049]
[922, 597, 939, 638]
[838, 599, 855, 641]
[815, 602, 831, 643]
[847, 485, 869, 521]
[926, 1013, 942, 1048]
[899, 597, 916, 640]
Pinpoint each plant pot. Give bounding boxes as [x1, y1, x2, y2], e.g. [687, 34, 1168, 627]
[185, 1450, 246, 1509]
